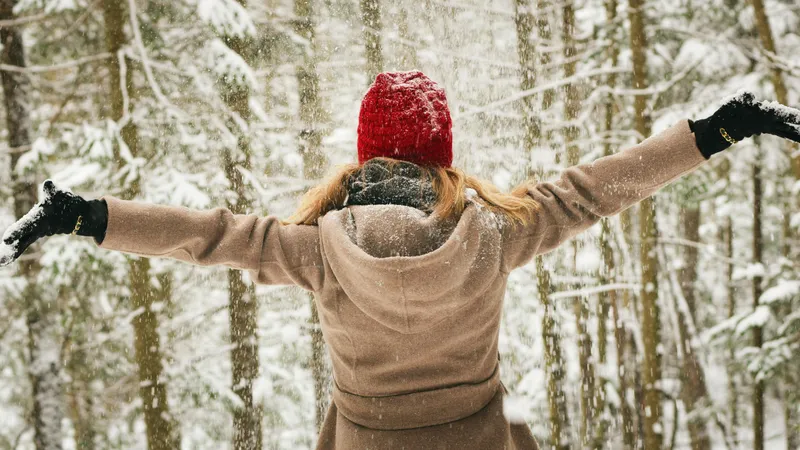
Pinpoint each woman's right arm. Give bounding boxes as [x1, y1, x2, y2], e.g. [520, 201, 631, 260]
[1, 184, 324, 291]
[502, 92, 800, 271]
[501, 120, 706, 270]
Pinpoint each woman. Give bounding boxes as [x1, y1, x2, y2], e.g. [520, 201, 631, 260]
[2, 71, 800, 449]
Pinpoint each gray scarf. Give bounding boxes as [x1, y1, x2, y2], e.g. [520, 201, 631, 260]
[345, 160, 437, 212]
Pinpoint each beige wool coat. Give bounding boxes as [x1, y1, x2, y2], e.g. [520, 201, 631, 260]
[97, 121, 707, 449]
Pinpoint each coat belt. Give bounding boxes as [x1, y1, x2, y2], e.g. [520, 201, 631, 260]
[331, 365, 501, 431]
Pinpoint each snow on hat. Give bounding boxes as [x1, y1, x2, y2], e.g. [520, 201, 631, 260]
[357, 71, 453, 167]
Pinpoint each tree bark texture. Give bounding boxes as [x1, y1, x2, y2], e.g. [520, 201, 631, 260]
[103, 1, 179, 448]
[677, 208, 711, 450]
[360, 0, 384, 82]
[627, 0, 662, 448]
[537, 257, 573, 450]
[514, 3, 571, 447]
[752, 154, 764, 450]
[295, 0, 330, 432]
[218, 2, 264, 447]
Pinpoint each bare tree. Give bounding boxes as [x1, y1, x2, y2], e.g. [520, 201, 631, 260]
[0, 2, 65, 448]
[599, 1, 635, 448]
[626, 0, 663, 447]
[294, 0, 330, 431]
[360, 0, 384, 81]
[749, 2, 798, 443]
[217, 1, 263, 448]
[560, 3, 598, 446]
[677, 207, 712, 450]
[102, 1, 179, 448]
[751, 148, 765, 450]
[514, 2, 570, 447]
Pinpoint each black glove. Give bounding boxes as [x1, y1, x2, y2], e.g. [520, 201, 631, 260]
[0, 180, 108, 267]
[690, 91, 800, 159]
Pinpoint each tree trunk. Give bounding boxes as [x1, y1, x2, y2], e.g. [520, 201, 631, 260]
[102, 2, 179, 449]
[538, 258, 572, 450]
[360, 0, 384, 82]
[514, 0, 539, 159]
[600, 2, 634, 445]
[535, 0, 554, 113]
[752, 151, 764, 450]
[66, 333, 97, 450]
[515, 2, 570, 447]
[218, 2, 263, 447]
[395, 6, 420, 70]
[748, 0, 790, 135]
[1, 3, 66, 449]
[677, 207, 711, 450]
[626, 0, 662, 448]
[725, 213, 738, 448]
[294, 0, 330, 432]
[749, 4, 798, 445]
[130, 259, 179, 450]
[560, 3, 597, 445]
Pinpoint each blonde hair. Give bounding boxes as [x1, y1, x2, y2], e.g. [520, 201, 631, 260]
[287, 158, 539, 227]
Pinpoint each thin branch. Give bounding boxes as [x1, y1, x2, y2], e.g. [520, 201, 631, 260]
[40, 0, 102, 46]
[45, 66, 85, 137]
[0, 144, 32, 155]
[0, 52, 112, 74]
[11, 425, 30, 450]
[458, 67, 630, 118]
[0, 12, 50, 27]
[126, 0, 184, 118]
[659, 237, 744, 266]
[669, 396, 679, 450]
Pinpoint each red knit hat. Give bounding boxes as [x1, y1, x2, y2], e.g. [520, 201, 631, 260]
[357, 71, 453, 167]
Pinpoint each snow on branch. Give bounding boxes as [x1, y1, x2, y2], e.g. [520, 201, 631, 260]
[760, 280, 800, 305]
[734, 305, 772, 336]
[206, 38, 257, 89]
[195, 0, 256, 38]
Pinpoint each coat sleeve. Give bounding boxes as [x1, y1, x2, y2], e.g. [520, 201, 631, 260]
[97, 197, 325, 291]
[502, 120, 707, 271]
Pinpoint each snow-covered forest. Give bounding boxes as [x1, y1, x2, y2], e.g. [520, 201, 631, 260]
[0, 0, 798, 449]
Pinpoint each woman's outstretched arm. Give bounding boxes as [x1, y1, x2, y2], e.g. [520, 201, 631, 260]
[502, 92, 800, 271]
[1, 183, 324, 291]
[98, 196, 324, 290]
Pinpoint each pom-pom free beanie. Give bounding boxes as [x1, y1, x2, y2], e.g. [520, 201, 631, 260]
[357, 71, 453, 167]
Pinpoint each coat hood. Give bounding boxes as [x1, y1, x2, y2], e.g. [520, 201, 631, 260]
[319, 201, 502, 334]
